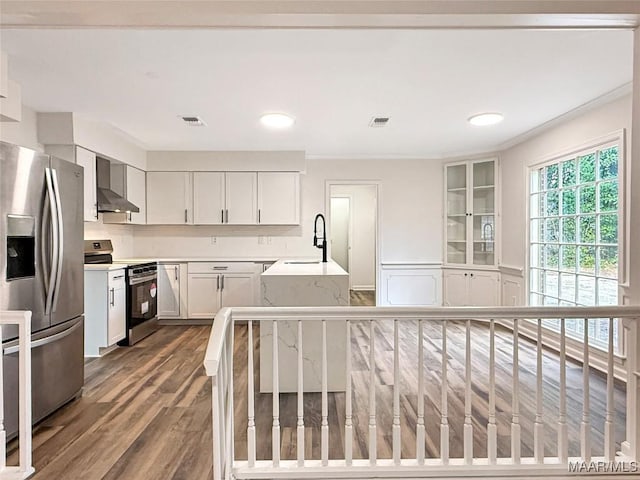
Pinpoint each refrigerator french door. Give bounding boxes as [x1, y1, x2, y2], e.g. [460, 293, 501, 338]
[0, 142, 85, 439]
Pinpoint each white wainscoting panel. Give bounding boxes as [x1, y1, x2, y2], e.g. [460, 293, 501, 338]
[380, 263, 442, 306]
[500, 265, 524, 306]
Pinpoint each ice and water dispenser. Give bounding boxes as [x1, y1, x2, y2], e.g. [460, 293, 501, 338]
[6, 215, 36, 280]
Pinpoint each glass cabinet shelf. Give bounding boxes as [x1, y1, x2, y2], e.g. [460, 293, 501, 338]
[445, 159, 497, 266]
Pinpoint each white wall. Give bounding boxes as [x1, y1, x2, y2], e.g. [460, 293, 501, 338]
[0, 105, 43, 151]
[133, 157, 443, 264]
[331, 184, 377, 289]
[501, 93, 632, 271]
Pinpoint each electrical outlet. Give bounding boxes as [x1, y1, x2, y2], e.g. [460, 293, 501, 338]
[258, 236, 265, 245]
[267, 236, 272, 244]
[211, 236, 217, 245]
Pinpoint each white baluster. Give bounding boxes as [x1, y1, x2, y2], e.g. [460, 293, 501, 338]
[345, 319, 353, 466]
[393, 319, 401, 465]
[416, 319, 425, 465]
[369, 319, 377, 465]
[464, 319, 473, 464]
[581, 318, 591, 462]
[226, 326, 235, 476]
[247, 320, 256, 467]
[558, 319, 568, 463]
[272, 319, 280, 467]
[321, 319, 329, 466]
[604, 317, 615, 462]
[511, 319, 521, 464]
[297, 320, 305, 467]
[19, 311, 32, 476]
[487, 319, 497, 464]
[441, 320, 449, 465]
[534, 318, 544, 464]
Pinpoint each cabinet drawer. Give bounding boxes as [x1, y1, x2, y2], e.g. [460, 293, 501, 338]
[108, 269, 126, 286]
[188, 262, 256, 274]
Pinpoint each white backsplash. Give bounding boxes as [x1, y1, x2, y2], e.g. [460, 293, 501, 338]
[83, 218, 135, 258]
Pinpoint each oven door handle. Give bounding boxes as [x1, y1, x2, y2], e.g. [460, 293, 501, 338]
[129, 274, 157, 285]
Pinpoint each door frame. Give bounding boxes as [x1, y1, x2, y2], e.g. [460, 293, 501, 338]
[330, 194, 354, 288]
[325, 180, 381, 305]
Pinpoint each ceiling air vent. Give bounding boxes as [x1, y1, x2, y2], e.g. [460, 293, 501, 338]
[180, 115, 206, 126]
[369, 116, 390, 128]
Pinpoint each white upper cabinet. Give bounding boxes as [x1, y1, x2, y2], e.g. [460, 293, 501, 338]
[257, 172, 300, 225]
[445, 158, 497, 267]
[225, 172, 257, 225]
[126, 166, 146, 224]
[146, 172, 192, 224]
[75, 146, 98, 222]
[193, 172, 225, 225]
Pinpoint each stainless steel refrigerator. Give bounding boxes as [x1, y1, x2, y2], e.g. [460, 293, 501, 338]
[1, 141, 84, 439]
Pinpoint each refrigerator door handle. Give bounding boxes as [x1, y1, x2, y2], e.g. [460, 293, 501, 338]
[3, 319, 83, 355]
[51, 168, 65, 312]
[44, 168, 59, 315]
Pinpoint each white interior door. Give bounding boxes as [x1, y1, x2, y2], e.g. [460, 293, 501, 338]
[330, 197, 350, 277]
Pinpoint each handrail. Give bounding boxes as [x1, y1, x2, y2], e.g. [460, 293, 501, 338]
[0, 310, 34, 479]
[204, 305, 640, 377]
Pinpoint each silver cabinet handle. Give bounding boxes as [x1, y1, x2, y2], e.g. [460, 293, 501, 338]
[184, 209, 188, 223]
[221, 274, 224, 290]
[175, 265, 178, 280]
[212, 266, 228, 270]
[112, 274, 125, 280]
[221, 209, 224, 223]
[110, 287, 115, 306]
[216, 275, 220, 291]
[225, 209, 229, 224]
[128, 212, 132, 222]
[258, 209, 261, 224]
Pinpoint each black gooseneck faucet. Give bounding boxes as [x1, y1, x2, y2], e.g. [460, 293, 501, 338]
[313, 213, 328, 263]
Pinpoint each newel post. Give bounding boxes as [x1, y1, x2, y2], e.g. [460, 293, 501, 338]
[623, 317, 640, 460]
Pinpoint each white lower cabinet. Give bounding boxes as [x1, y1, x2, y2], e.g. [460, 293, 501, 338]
[158, 263, 187, 319]
[84, 268, 127, 356]
[443, 269, 500, 306]
[187, 262, 258, 318]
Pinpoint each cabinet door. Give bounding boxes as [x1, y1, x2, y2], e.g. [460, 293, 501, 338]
[107, 276, 126, 345]
[158, 264, 181, 318]
[225, 172, 257, 224]
[445, 163, 467, 264]
[220, 273, 256, 308]
[76, 147, 98, 222]
[468, 271, 500, 306]
[471, 160, 496, 266]
[193, 172, 225, 224]
[146, 172, 192, 224]
[443, 270, 469, 306]
[127, 166, 147, 224]
[257, 172, 300, 225]
[187, 274, 221, 318]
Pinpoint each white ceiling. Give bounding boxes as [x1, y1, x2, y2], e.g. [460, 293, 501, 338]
[0, 28, 634, 158]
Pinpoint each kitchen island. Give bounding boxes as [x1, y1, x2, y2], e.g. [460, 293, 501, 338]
[260, 259, 349, 393]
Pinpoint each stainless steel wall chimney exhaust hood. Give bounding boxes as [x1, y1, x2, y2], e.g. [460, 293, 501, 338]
[96, 157, 140, 213]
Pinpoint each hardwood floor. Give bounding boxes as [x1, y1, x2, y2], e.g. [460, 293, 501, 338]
[350, 290, 375, 306]
[8, 321, 626, 478]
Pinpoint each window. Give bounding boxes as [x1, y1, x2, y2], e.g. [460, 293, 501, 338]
[529, 142, 620, 349]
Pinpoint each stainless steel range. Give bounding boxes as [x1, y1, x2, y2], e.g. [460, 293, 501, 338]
[84, 240, 158, 345]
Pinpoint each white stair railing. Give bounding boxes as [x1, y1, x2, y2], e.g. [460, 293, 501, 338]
[204, 305, 640, 479]
[0, 311, 33, 480]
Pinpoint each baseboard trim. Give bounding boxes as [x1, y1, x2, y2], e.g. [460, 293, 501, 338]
[351, 286, 375, 291]
[159, 319, 213, 326]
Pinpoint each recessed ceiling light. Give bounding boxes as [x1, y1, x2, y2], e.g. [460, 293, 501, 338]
[260, 113, 295, 129]
[468, 112, 504, 126]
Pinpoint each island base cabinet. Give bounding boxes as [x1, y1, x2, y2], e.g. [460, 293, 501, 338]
[443, 269, 500, 306]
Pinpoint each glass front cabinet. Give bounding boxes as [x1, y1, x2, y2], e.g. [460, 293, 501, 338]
[445, 158, 498, 266]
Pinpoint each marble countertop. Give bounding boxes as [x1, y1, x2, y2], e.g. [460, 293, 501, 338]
[84, 264, 128, 271]
[262, 258, 348, 276]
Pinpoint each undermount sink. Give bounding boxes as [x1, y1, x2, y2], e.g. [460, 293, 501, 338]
[284, 260, 321, 264]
